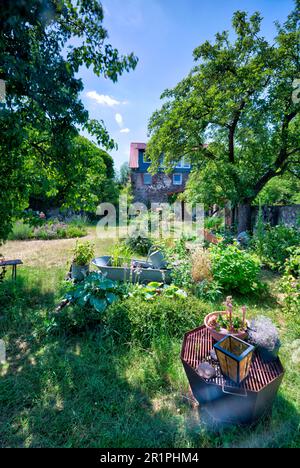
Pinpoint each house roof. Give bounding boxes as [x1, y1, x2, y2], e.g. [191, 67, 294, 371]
[129, 142, 146, 169]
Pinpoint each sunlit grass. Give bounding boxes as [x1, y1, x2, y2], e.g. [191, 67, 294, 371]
[0, 238, 299, 447]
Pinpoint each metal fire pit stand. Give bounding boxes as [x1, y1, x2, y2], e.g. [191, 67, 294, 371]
[181, 325, 284, 425]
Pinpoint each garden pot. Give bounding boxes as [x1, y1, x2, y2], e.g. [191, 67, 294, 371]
[257, 346, 280, 363]
[204, 311, 248, 342]
[71, 263, 89, 281]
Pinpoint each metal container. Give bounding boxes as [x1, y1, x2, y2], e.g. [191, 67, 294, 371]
[181, 325, 284, 425]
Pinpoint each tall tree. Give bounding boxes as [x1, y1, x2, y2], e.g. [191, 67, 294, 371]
[146, 2, 300, 232]
[28, 136, 119, 211]
[0, 0, 137, 242]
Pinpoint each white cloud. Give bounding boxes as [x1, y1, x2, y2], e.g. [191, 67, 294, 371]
[86, 91, 121, 107]
[120, 128, 130, 134]
[115, 113, 124, 127]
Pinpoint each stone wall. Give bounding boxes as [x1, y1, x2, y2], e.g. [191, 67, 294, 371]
[131, 172, 190, 205]
[253, 205, 300, 228]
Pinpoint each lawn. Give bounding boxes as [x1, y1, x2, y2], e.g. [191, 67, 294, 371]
[0, 236, 299, 448]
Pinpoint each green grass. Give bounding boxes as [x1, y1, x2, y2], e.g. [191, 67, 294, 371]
[0, 266, 299, 448]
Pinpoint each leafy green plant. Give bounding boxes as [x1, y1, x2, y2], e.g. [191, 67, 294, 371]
[65, 225, 88, 238]
[110, 243, 133, 267]
[22, 209, 46, 227]
[210, 243, 261, 294]
[253, 224, 300, 271]
[162, 238, 193, 289]
[73, 241, 95, 266]
[51, 273, 126, 332]
[281, 247, 300, 316]
[194, 279, 223, 302]
[204, 216, 224, 232]
[129, 282, 187, 301]
[8, 221, 34, 240]
[104, 294, 210, 347]
[125, 235, 153, 256]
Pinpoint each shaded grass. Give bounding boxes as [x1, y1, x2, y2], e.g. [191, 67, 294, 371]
[0, 266, 299, 448]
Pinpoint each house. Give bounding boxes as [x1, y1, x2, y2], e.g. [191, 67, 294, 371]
[129, 142, 192, 205]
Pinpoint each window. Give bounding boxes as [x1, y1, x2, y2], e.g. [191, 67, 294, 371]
[176, 157, 190, 169]
[141, 151, 150, 164]
[143, 173, 152, 185]
[173, 173, 182, 185]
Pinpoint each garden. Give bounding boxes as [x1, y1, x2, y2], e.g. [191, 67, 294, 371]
[0, 217, 299, 448]
[1, 0, 299, 451]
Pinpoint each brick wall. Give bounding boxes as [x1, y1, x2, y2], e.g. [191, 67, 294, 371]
[131, 172, 190, 205]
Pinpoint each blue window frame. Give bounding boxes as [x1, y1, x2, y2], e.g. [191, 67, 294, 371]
[173, 173, 182, 185]
[175, 157, 190, 169]
[143, 173, 152, 185]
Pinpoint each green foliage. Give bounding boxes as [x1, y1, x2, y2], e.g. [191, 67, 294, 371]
[281, 247, 300, 316]
[8, 220, 87, 240]
[8, 221, 34, 240]
[22, 209, 46, 227]
[129, 282, 187, 302]
[204, 216, 224, 232]
[110, 243, 133, 267]
[194, 279, 223, 302]
[51, 273, 126, 332]
[253, 200, 265, 259]
[215, 313, 245, 333]
[162, 239, 193, 289]
[0, 264, 299, 448]
[104, 295, 209, 347]
[118, 162, 131, 186]
[72, 241, 95, 266]
[254, 225, 300, 271]
[146, 4, 300, 231]
[255, 175, 300, 205]
[210, 243, 261, 294]
[125, 235, 153, 256]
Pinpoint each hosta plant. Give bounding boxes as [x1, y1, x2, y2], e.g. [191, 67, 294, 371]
[49, 273, 127, 332]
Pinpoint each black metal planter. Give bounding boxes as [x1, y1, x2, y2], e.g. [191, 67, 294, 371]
[181, 325, 284, 425]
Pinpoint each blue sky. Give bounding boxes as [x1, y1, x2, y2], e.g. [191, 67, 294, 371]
[79, 0, 295, 170]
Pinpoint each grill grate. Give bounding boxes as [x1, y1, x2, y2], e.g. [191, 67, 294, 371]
[181, 326, 284, 392]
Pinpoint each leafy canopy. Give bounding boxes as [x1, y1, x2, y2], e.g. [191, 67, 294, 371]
[0, 1, 138, 242]
[146, 2, 300, 210]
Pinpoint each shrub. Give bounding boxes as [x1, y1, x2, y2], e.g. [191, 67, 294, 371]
[8, 220, 87, 240]
[253, 224, 300, 271]
[194, 279, 223, 302]
[210, 243, 261, 294]
[104, 294, 210, 347]
[125, 235, 153, 256]
[204, 216, 224, 232]
[72, 241, 94, 266]
[65, 213, 90, 227]
[109, 243, 133, 267]
[281, 247, 300, 316]
[129, 282, 187, 301]
[22, 209, 46, 227]
[50, 273, 126, 332]
[65, 225, 88, 238]
[162, 238, 193, 289]
[8, 221, 34, 240]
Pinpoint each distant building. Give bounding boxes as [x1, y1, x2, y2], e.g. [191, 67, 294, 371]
[129, 143, 191, 205]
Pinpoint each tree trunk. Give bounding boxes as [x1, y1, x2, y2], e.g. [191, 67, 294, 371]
[237, 203, 252, 234]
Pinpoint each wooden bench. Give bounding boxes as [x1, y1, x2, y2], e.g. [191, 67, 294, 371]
[0, 259, 23, 280]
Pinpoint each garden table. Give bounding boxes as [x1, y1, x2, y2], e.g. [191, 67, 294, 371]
[181, 325, 284, 424]
[0, 259, 23, 280]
